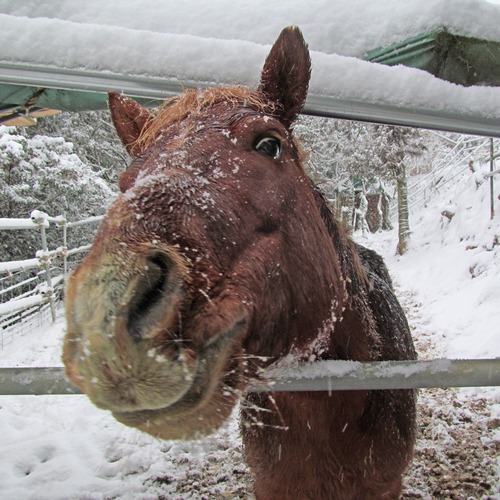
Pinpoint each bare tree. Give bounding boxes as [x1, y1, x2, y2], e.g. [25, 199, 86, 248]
[296, 117, 428, 251]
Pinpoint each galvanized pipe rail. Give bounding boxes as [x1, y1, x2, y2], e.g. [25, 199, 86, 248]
[254, 358, 500, 392]
[1, 62, 500, 138]
[1, 359, 499, 396]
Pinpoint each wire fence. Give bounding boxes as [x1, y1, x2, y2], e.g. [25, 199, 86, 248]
[390, 136, 498, 220]
[0, 211, 103, 348]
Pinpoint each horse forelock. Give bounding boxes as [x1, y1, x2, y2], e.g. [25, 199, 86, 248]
[135, 86, 278, 152]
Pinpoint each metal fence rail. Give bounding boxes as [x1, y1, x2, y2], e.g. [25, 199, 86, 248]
[2, 61, 500, 138]
[255, 358, 500, 392]
[1, 358, 499, 396]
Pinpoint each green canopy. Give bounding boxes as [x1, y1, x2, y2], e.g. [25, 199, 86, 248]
[365, 28, 500, 87]
[0, 82, 164, 126]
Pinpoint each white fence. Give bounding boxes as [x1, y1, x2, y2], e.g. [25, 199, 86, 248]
[0, 211, 103, 347]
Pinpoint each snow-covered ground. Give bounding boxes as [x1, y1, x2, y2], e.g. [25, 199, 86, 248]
[0, 156, 499, 498]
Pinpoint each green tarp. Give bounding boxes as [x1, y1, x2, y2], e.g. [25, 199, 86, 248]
[0, 83, 164, 125]
[0, 84, 109, 113]
[364, 28, 500, 87]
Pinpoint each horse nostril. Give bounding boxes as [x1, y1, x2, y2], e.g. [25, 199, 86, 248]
[127, 252, 172, 341]
[147, 252, 171, 284]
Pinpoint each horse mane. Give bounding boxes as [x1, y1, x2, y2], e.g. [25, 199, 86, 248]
[136, 86, 277, 151]
[311, 184, 369, 295]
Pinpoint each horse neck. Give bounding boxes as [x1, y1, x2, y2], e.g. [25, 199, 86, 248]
[254, 185, 379, 365]
[310, 186, 381, 362]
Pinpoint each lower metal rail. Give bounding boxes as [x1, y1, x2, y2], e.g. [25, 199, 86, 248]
[0, 359, 499, 396]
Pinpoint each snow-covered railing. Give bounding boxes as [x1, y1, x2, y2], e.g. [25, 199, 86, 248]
[0, 212, 103, 344]
[2, 58, 500, 139]
[0, 358, 499, 396]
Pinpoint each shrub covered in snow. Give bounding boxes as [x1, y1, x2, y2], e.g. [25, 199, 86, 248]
[0, 125, 115, 260]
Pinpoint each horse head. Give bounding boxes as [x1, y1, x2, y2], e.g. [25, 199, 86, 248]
[63, 27, 347, 439]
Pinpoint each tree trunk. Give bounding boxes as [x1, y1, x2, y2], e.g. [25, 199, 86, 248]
[396, 163, 410, 255]
[490, 138, 495, 220]
[381, 193, 393, 231]
[337, 183, 355, 234]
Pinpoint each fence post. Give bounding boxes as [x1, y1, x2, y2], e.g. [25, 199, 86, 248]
[490, 138, 495, 220]
[31, 211, 56, 322]
[60, 216, 69, 286]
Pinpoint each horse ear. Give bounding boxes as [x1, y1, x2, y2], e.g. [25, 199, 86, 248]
[108, 92, 151, 157]
[258, 26, 311, 128]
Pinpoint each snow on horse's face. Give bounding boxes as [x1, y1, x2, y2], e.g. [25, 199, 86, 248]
[62, 26, 332, 438]
[63, 27, 417, 498]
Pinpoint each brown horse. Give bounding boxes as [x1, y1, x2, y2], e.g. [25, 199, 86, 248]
[63, 27, 416, 499]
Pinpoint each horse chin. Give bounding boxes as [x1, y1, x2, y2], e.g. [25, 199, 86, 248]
[112, 396, 237, 440]
[111, 319, 247, 440]
[67, 315, 248, 440]
[111, 370, 241, 440]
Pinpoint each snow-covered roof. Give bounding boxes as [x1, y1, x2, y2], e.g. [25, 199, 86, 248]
[1, 0, 500, 135]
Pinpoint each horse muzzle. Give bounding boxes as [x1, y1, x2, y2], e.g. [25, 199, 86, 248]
[63, 225, 251, 439]
[63, 243, 197, 411]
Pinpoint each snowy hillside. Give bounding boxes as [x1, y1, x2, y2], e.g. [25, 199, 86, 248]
[0, 151, 499, 498]
[361, 156, 500, 366]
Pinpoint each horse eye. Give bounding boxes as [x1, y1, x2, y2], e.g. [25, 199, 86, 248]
[254, 137, 282, 159]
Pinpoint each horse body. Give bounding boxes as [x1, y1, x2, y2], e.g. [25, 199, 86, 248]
[63, 27, 416, 498]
